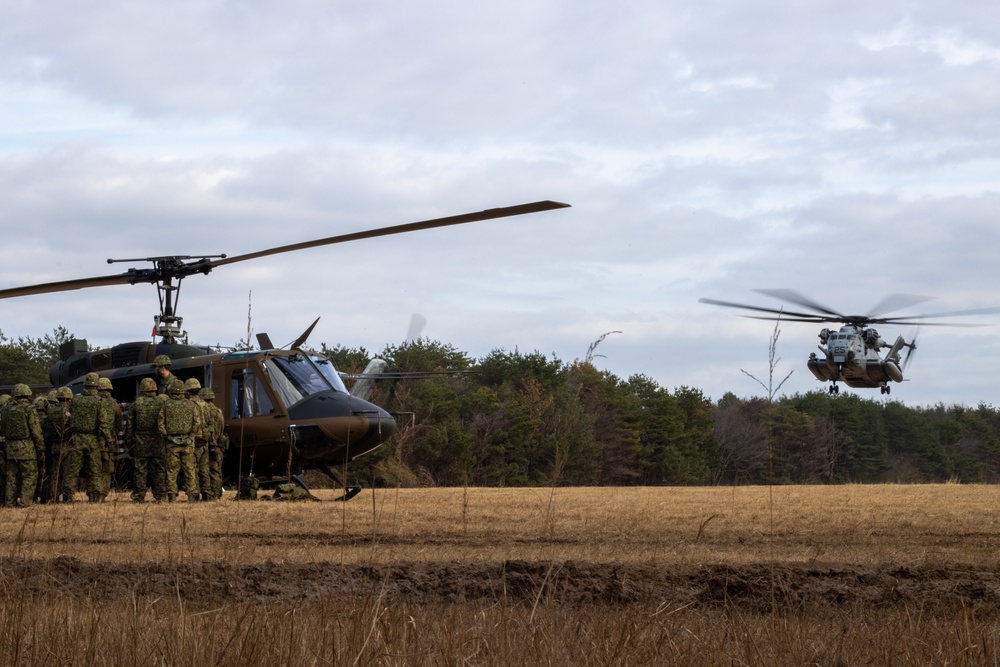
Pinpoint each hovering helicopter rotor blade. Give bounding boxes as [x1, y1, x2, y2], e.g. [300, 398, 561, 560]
[875, 305, 1000, 323]
[903, 337, 918, 371]
[865, 293, 934, 319]
[754, 289, 845, 319]
[206, 201, 571, 270]
[698, 297, 831, 322]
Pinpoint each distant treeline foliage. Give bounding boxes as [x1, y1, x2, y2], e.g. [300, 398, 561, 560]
[322, 340, 1000, 487]
[3, 331, 998, 486]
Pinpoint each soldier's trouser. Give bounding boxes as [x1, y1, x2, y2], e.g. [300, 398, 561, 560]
[100, 448, 113, 498]
[61, 441, 102, 499]
[132, 455, 167, 501]
[209, 446, 225, 499]
[49, 445, 67, 501]
[166, 443, 198, 498]
[6, 457, 38, 506]
[194, 443, 210, 498]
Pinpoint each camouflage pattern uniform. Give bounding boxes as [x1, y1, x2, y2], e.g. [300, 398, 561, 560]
[185, 379, 212, 501]
[1, 385, 45, 507]
[63, 373, 113, 502]
[200, 387, 228, 500]
[154, 355, 176, 396]
[127, 378, 166, 502]
[0, 394, 10, 501]
[97, 377, 123, 499]
[33, 396, 51, 503]
[158, 382, 201, 502]
[44, 388, 73, 503]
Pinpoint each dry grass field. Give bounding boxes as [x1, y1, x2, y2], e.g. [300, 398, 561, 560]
[1, 484, 1000, 665]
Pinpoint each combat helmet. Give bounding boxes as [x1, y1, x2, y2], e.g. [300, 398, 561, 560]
[12, 383, 32, 398]
[33, 396, 48, 410]
[139, 378, 157, 393]
[56, 387, 73, 400]
[84, 372, 101, 388]
[184, 378, 202, 392]
[198, 387, 215, 401]
[97, 377, 113, 391]
[0, 395, 10, 407]
[169, 381, 186, 396]
[153, 354, 172, 368]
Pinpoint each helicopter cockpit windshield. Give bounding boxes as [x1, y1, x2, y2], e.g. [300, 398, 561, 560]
[262, 353, 345, 408]
[310, 356, 350, 394]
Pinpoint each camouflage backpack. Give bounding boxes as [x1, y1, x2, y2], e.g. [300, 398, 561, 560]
[237, 475, 259, 500]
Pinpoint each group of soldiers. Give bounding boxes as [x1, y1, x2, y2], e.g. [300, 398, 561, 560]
[0, 354, 229, 506]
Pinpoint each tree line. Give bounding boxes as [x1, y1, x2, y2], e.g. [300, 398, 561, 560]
[4, 329, 1000, 486]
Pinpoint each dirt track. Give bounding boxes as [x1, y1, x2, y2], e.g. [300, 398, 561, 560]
[5, 556, 999, 613]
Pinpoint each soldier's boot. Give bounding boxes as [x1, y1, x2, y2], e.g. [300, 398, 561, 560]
[167, 493, 175, 502]
[188, 494, 200, 503]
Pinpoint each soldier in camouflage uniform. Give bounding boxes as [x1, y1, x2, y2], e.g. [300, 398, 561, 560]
[127, 378, 166, 502]
[32, 396, 50, 503]
[185, 378, 213, 501]
[97, 377, 123, 500]
[1, 384, 45, 507]
[199, 387, 227, 500]
[0, 393, 9, 502]
[159, 381, 201, 502]
[63, 373, 114, 503]
[154, 355, 176, 396]
[45, 387, 73, 503]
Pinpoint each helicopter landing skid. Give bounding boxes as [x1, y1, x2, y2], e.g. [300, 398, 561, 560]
[317, 464, 364, 502]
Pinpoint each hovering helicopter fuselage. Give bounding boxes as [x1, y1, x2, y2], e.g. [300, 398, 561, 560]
[700, 289, 1000, 396]
[56, 339, 395, 481]
[806, 324, 908, 393]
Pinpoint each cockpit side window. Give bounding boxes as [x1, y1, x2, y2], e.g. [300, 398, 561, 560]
[230, 368, 274, 418]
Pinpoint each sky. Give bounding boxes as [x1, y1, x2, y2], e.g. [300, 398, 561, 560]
[2, 1, 1000, 407]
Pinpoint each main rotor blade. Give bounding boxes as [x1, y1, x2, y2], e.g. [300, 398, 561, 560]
[754, 289, 845, 319]
[0, 200, 570, 301]
[698, 297, 830, 321]
[0, 273, 148, 300]
[865, 293, 934, 318]
[207, 200, 571, 270]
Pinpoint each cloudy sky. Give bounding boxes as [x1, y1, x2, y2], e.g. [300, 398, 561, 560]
[2, 1, 1000, 407]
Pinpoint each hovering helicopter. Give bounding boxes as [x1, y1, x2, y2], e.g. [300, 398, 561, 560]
[0, 200, 570, 493]
[699, 289, 1000, 395]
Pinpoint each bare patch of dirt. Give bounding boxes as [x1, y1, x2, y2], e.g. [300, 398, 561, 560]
[3, 556, 999, 613]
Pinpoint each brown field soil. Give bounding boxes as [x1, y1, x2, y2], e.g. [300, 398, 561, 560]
[1, 484, 999, 613]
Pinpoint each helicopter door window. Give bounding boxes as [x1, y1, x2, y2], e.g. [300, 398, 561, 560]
[230, 369, 274, 419]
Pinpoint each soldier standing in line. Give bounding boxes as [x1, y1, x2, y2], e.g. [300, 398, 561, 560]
[185, 378, 212, 501]
[199, 387, 227, 500]
[128, 378, 166, 502]
[0, 394, 10, 502]
[45, 387, 73, 503]
[32, 395, 50, 503]
[1, 384, 45, 507]
[159, 381, 201, 502]
[63, 373, 113, 503]
[153, 355, 176, 396]
[97, 377, 123, 500]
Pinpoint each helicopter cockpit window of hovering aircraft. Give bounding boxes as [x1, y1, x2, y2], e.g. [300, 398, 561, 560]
[700, 289, 1000, 395]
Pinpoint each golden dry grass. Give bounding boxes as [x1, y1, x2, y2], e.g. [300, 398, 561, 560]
[1, 484, 999, 665]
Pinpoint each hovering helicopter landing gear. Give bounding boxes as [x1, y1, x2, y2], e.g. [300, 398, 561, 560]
[880, 385, 891, 395]
[828, 383, 840, 395]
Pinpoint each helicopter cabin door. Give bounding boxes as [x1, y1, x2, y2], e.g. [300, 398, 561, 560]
[224, 360, 289, 473]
